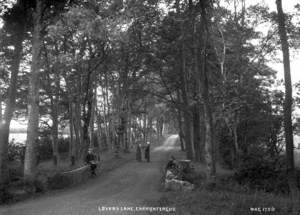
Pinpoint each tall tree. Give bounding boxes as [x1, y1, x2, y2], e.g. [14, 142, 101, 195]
[24, 0, 74, 177]
[275, 0, 300, 204]
[24, 0, 43, 181]
[199, 0, 216, 184]
[0, 0, 27, 185]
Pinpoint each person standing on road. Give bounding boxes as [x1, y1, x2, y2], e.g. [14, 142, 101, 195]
[136, 143, 142, 162]
[145, 142, 150, 162]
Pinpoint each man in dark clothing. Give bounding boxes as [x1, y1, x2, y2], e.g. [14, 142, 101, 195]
[166, 156, 177, 171]
[136, 143, 142, 162]
[144, 142, 150, 162]
[85, 148, 97, 176]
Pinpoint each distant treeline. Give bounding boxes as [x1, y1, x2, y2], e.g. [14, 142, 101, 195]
[10, 128, 69, 135]
[10, 128, 27, 133]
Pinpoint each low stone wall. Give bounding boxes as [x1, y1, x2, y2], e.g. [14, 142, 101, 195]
[48, 165, 93, 190]
[3, 151, 133, 204]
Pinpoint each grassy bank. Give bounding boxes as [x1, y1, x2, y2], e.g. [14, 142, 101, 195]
[155, 163, 300, 215]
[158, 186, 297, 215]
[154, 140, 300, 215]
[157, 166, 299, 215]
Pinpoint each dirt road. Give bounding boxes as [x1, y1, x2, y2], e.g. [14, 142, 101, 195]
[0, 135, 180, 215]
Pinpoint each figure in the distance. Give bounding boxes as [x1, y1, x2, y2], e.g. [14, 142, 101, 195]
[85, 148, 97, 176]
[144, 141, 150, 162]
[136, 143, 142, 162]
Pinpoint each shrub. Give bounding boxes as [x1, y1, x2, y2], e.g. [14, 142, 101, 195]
[8, 141, 25, 162]
[217, 127, 235, 169]
[36, 137, 70, 161]
[47, 173, 72, 190]
[0, 185, 13, 204]
[8, 165, 23, 181]
[34, 173, 48, 193]
[47, 166, 90, 190]
[37, 138, 53, 161]
[58, 138, 70, 153]
[234, 154, 300, 194]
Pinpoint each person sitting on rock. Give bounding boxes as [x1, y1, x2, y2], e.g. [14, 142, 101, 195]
[85, 148, 97, 176]
[166, 156, 177, 170]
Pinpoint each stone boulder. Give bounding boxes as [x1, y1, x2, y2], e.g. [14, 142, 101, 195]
[164, 179, 194, 191]
[164, 158, 195, 191]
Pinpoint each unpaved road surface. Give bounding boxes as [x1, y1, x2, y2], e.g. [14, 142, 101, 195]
[0, 135, 180, 215]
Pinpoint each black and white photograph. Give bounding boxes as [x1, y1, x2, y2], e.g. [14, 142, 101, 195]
[0, 0, 300, 214]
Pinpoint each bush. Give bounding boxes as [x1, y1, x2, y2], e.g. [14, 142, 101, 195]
[47, 173, 71, 190]
[234, 154, 300, 194]
[8, 137, 70, 163]
[58, 138, 70, 153]
[0, 185, 13, 204]
[48, 166, 89, 190]
[36, 137, 70, 161]
[34, 174, 48, 193]
[217, 127, 235, 169]
[8, 141, 25, 162]
[8, 165, 23, 181]
[36, 138, 53, 161]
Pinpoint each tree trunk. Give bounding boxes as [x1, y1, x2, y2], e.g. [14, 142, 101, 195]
[24, 0, 43, 181]
[177, 109, 185, 151]
[183, 110, 194, 160]
[199, 110, 206, 163]
[179, 24, 194, 160]
[232, 122, 239, 163]
[71, 101, 81, 163]
[203, 96, 216, 183]
[64, 76, 77, 165]
[0, 100, 2, 122]
[156, 116, 163, 139]
[142, 103, 147, 144]
[200, 0, 216, 183]
[82, 88, 93, 157]
[81, 59, 95, 157]
[127, 111, 132, 151]
[69, 101, 76, 166]
[104, 71, 112, 148]
[147, 117, 153, 144]
[73, 100, 82, 158]
[51, 73, 60, 166]
[276, 0, 300, 205]
[123, 112, 129, 153]
[51, 103, 59, 166]
[193, 104, 204, 162]
[89, 80, 97, 149]
[0, 17, 25, 185]
[100, 74, 109, 150]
